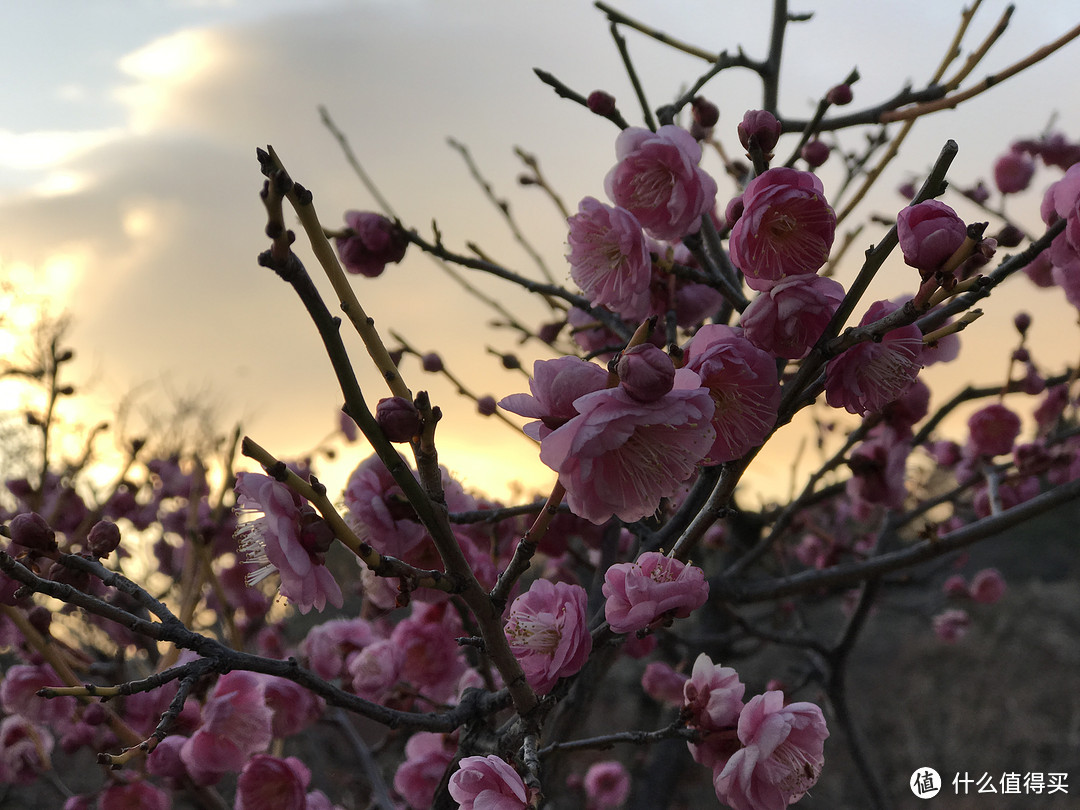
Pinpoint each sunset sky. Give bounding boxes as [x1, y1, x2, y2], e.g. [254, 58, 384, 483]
[2, 0, 1080, 504]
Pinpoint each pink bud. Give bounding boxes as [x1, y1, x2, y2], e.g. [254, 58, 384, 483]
[87, 520, 121, 558]
[969, 568, 1006, 604]
[995, 224, 1024, 248]
[800, 139, 830, 168]
[335, 212, 407, 278]
[737, 110, 782, 154]
[587, 90, 617, 116]
[376, 397, 421, 442]
[691, 96, 720, 128]
[826, 83, 853, 105]
[967, 402, 1021, 457]
[421, 352, 443, 372]
[993, 150, 1036, 195]
[477, 395, 497, 416]
[616, 344, 676, 402]
[932, 608, 970, 643]
[942, 574, 969, 598]
[897, 200, 967, 275]
[8, 513, 57, 552]
[1013, 312, 1032, 334]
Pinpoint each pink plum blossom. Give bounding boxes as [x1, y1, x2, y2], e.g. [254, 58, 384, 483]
[499, 357, 609, 441]
[641, 661, 688, 706]
[539, 368, 714, 524]
[824, 300, 924, 415]
[602, 551, 709, 634]
[1041, 163, 1080, 286]
[1, 664, 77, 726]
[301, 617, 375, 680]
[846, 433, 911, 509]
[0, 716, 53, 785]
[448, 755, 530, 810]
[683, 653, 746, 770]
[180, 671, 274, 783]
[99, 780, 171, 810]
[737, 110, 782, 156]
[994, 149, 1036, 194]
[739, 274, 845, 359]
[933, 608, 971, 642]
[684, 324, 780, 463]
[334, 211, 407, 277]
[615, 344, 675, 402]
[969, 568, 1006, 604]
[348, 638, 401, 703]
[584, 760, 631, 809]
[235, 755, 310, 810]
[234, 472, 343, 615]
[604, 125, 718, 242]
[967, 402, 1022, 457]
[393, 733, 456, 810]
[566, 197, 653, 319]
[504, 579, 592, 694]
[728, 167, 836, 291]
[897, 200, 967, 275]
[713, 691, 829, 810]
[258, 675, 324, 738]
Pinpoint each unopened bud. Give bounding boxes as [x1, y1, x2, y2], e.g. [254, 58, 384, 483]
[376, 396, 421, 442]
[27, 605, 52, 636]
[500, 354, 521, 370]
[826, 83, 853, 106]
[538, 321, 564, 345]
[1013, 312, 1032, 335]
[993, 150, 1035, 195]
[587, 91, 617, 117]
[477, 395, 497, 416]
[691, 96, 719, 129]
[994, 224, 1024, 248]
[421, 352, 443, 372]
[616, 344, 675, 403]
[801, 139, 830, 168]
[8, 512, 57, 552]
[737, 110, 782, 155]
[87, 520, 122, 558]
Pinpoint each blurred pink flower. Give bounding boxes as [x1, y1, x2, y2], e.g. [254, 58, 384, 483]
[301, 617, 375, 680]
[970, 568, 1006, 604]
[967, 402, 1022, 457]
[604, 125, 717, 242]
[897, 200, 967, 275]
[234, 472, 343, 615]
[448, 755, 530, 810]
[684, 324, 780, 463]
[499, 357, 609, 441]
[567, 197, 653, 319]
[994, 149, 1036, 194]
[0, 716, 53, 786]
[824, 300, 923, 415]
[846, 433, 911, 509]
[390, 603, 468, 703]
[584, 760, 631, 809]
[713, 691, 829, 810]
[0, 664, 77, 726]
[235, 755, 310, 810]
[99, 780, 171, 810]
[641, 661, 688, 706]
[602, 551, 708, 634]
[683, 653, 746, 770]
[180, 671, 274, 783]
[504, 579, 592, 694]
[258, 675, 324, 738]
[942, 574, 970, 598]
[933, 608, 971, 643]
[739, 274, 845, 359]
[335, 211, 407, 277]
[616, 344, 675, 403]
[393, 733, 456, 810]
[728, 167, 836, 291]
[348, 638, 401, 703]
[1041, 163, 1080, 282]
[539, 369, 714, 524]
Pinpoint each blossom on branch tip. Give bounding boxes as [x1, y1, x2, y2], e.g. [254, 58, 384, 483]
[235, 755, 310, 810]
[234, 472, 343, 615]
[566, 197, 652, 320]
[602, 551, 708, 634]
[728, 167, 836, 291]
[499, 356, 609, 440]
[713, 691, 829, 810]
[539, 368, 715, 524]
[897, 200, 967, 275]
[824, 300, 923, 416]
[683, 653, 745, 770]
[334, 211, 407, 277]
[737, 110, 782, 156]
[448, 755, 530, 810]
[739, 274, 844, 360]
[684, 324, 780, 464]
[994, 148, 1035, 194]
[604, 125, 717, 242]
[967, 402, 1022, 457]
[504, 579, 592, 694]
[179, 671, 273, 783]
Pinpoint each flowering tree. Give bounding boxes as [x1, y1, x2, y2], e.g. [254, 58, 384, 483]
[3, 3, 1080, 809]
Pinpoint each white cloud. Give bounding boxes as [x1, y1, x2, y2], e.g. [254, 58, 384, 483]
[0, 128, 123, 171]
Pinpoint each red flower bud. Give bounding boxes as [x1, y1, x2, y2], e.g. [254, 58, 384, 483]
[421, 353, 443, 372]
[87, 520, 121, 558]
[737, 110, 782, 154]
[376, 396, 421, 442]
[616, 344, 675, 403]
[587, 91, 617, 117]
[826, 83, 853, 105]
[8, 512, 57, 552]
[800, 139, 830, 168]
[691, 96, 720, 128]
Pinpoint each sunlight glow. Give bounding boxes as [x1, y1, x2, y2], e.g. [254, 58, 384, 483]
[0, 129, 120, 171]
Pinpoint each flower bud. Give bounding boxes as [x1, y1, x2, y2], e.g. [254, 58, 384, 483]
[86, 520, 121, 558]
[737, 110, 781, 155]
[962, 182, 990, 205]
[334, 212, 408, 278]
[500, 353, 521, 370]
[691, 96, 719, 128]
[27, 605, 51, 636]
[8, 512, 57, 552]
[826, 83, 853, 105]
[897, 200, 967, 275]
[587, 90, 617, 117]
[616, 344, 675, 402]
[801, 139, 830, 168]
[538, 321, 564, 345]
[477, 395, 497, 416]
[897, 181, 917, 200]
[969, 568, 1006, 604]
[993, 149, 1035, 195]
[421, 352, 443, 372]
[994, 223, 1024, 248]
[1014, 312, 1032, 335]
[376, 396, 421, 442]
